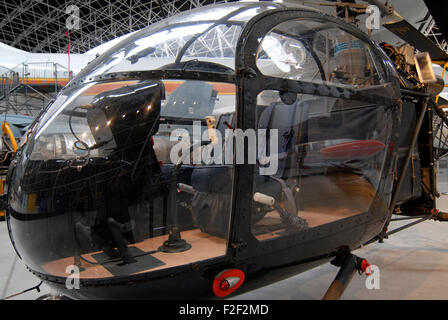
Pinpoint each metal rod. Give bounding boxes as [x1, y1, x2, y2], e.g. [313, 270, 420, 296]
[400, 89, 431, 97]
[434, 105, 448, 130]
[363, 215, 433, 246]
[385, 216, 433, 237]
[387, 98, 429, 219]
[390, 215, 428, 221]
[427, 106, 437, 205]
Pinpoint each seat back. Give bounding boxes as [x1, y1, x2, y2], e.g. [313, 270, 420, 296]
[258, 98, 311, 178]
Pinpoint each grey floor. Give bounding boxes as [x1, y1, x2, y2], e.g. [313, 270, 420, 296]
[2, 195, 448, 300]
[234, 210, 448, 300]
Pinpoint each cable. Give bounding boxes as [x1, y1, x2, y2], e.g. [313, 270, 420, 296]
[1, 281, 42, 300]
[68, 107, 88, 149]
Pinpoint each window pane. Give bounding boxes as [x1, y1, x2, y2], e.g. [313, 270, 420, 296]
[251, 90, 392, 241]
[9, 79, 235, 279]
[256, 19, 386, 87]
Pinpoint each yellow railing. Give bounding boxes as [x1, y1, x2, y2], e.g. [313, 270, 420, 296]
[436, 61, 448, 104]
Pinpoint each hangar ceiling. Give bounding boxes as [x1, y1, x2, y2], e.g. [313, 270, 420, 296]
[0, 0, 235, 54]
[0, 0, 446, 58]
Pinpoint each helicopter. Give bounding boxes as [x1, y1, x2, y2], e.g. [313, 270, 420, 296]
[3, 0, 448, 300]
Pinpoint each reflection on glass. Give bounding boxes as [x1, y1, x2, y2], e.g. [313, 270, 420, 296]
[256, 19, 386, 86]
[9, 79, 236, 279]
[251, 90, 392, 241]
[74, 2, 278, 79]
[8, 1, 280, 282]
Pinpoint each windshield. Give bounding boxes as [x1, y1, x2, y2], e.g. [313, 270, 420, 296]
[33, 2, 279, 137]
[70, 2, 280, 86]
[8, 75, 238, 279]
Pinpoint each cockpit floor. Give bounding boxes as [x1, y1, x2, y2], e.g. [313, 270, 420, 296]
[41, 229, 227, 279]
[254, 172, 376, 240]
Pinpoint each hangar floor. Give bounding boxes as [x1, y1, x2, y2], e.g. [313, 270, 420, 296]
[1, 197, 448, 300]
[234, 198, 448, 300]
